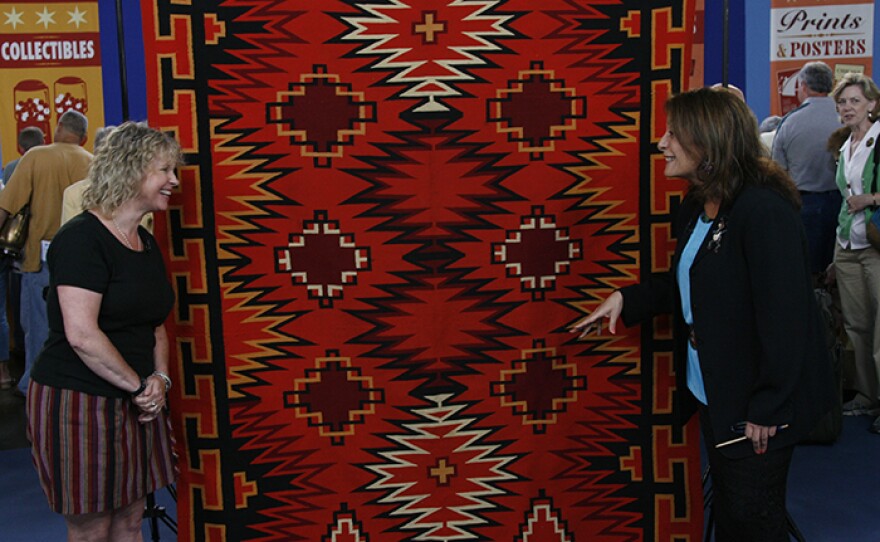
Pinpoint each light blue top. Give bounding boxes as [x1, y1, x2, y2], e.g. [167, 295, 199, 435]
[677, 217, 713, 405]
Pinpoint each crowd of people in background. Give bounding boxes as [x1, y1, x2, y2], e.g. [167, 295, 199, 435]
[0, 126, 44, 390]
[0, 110, 92, 398]
[763, 66, 880, 436]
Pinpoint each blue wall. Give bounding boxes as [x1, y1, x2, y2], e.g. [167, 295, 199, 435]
[706, 0, 880, 122]
[98, 0, 147, 125]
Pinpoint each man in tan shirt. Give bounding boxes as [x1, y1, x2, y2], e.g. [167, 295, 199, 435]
[0, 110, 93, 397]
[60, 124, 114, 225]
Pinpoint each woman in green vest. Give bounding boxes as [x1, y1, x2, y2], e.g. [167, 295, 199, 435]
[830, 72, 880, 435]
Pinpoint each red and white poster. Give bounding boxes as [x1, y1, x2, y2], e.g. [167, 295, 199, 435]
[0, 1, 104, 164]
[770, 0, 874, 116]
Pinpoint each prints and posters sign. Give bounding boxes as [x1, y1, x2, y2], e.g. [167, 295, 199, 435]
[771, 0, 874, 115]
[0, 1, 104, 165]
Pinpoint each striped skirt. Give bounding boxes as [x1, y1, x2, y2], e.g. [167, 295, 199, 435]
[27, 380, 177, 515]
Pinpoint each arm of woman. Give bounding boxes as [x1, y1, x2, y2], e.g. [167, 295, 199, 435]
[742, 198, 813, 429]
[569, 272, 677, 338]
[570, 290, 624, 337]
[846, 192, 878, 213]
[58, 285, 143, 393]
[571, 197, 693, 339]
[131, 324, 170, 414]
[58, 285, 163, 421]
[152, 324, 169, 376]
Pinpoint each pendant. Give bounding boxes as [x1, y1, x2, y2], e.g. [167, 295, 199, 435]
[707, 217, 727, 253]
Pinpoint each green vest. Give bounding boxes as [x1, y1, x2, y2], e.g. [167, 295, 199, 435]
[836, 143, 878, 241]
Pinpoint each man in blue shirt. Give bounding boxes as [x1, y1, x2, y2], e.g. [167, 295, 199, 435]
[2, 127, 45, 187]
[771, 61, 842, 284]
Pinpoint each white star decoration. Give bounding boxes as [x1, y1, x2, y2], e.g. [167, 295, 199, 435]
[68, 7, 87, 28]
[3, 7, 24, 30]
[36, 7, 56, 29]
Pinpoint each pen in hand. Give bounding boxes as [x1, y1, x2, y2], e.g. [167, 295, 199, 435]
[715, 423, 789, 449]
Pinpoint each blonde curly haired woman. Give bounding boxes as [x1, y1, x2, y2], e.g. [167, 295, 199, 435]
[27, 122, 181, 541]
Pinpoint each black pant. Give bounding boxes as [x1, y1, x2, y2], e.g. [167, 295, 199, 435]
[798, 189, 841, 275]
[701, 408, 794, 542]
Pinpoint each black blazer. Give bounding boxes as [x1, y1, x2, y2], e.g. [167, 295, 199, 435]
[620, 184, 835, 458]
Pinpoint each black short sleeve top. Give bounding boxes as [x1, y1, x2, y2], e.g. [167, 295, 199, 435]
[31, 211, 175, 397]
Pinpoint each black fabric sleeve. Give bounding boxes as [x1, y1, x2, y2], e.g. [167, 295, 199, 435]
[48, 220, 111, 294]
[619, 273, 676, 327]
[741, 195, 814, 426]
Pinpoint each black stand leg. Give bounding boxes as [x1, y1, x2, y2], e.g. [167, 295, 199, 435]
[786, 512, 806, 542]
[144, 486, 178, 541]
[703, 467, 714, 542]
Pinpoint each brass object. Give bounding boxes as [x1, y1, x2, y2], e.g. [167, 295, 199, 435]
[0, 205, 30, 259]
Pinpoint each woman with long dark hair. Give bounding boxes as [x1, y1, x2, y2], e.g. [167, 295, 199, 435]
[571, 87, 834, 540]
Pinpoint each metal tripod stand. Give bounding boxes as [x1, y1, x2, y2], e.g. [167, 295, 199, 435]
[144, 485, 178, 541]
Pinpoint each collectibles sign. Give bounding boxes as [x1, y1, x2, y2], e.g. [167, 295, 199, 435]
[0, 1, 104, 166]
[770, 0, 874, 115]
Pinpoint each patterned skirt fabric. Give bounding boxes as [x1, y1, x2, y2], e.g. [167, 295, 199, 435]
[27, 380, 176, 515]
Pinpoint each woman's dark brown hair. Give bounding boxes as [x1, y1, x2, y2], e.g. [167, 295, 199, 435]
[665, 87, 800, 208]
[827, 127, 850, 160]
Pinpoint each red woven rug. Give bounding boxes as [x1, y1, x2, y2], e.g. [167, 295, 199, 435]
[141, 1, 701, 540]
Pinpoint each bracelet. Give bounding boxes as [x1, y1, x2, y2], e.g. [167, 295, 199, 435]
[152, 370, 172, 392]
[131, 377, 148, 397]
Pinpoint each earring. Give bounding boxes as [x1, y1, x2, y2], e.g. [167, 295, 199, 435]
[700, 160, 714, 175]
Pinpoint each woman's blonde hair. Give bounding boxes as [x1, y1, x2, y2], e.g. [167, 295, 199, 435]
[831, 72, 880, 122]
[82, 122, 182, 215]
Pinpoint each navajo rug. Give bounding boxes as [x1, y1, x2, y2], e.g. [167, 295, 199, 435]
[140, 1, 700, 540]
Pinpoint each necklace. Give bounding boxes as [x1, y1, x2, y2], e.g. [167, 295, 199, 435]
[111, 217, 138, 251]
